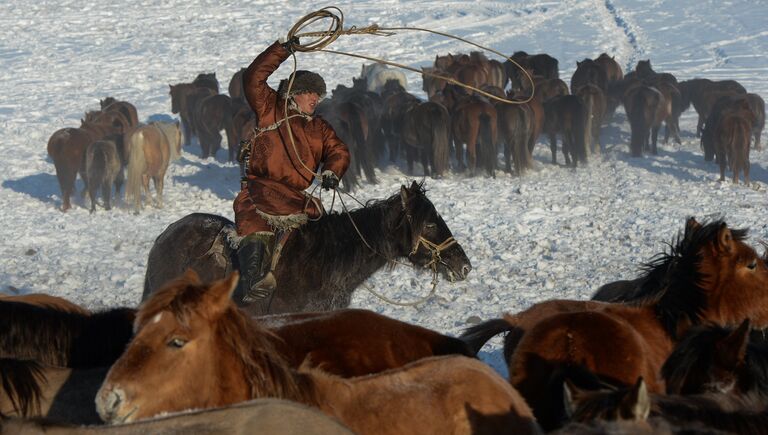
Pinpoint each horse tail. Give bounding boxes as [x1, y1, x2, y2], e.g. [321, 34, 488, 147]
[86, 142, 107, 211]
[572, 100, 588, 165]
[478, 113, 496, 177]
[459, 318, 513, 355]
[581, 93, 594, 155]
[430, 103, 450, 177]
[0, 358, 46, 417]
[513, 107, 533, 174]
[730, 117, 751, 180]
[126, 130, 147, 211]
[628, 92, 647, 157]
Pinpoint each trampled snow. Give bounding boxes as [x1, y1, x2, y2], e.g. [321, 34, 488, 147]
[1, 0, 766, 376]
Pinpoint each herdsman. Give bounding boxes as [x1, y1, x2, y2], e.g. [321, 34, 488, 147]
[235, 37, 350, 303]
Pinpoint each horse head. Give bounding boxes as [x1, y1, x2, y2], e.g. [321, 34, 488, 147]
[648, 218, 768, 336]
[400, 181, 472, 282]
[662, 319, 751, 396]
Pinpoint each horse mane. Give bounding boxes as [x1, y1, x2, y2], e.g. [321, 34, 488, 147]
[295, 182, 430, 270]
[0, 301, 134, 368]
[136, 275, 313, 405]
[619, 219, 749, 337]
[0, 358, 45, 417]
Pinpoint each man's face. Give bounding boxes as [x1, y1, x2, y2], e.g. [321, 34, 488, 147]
[294, 92, 320, 114]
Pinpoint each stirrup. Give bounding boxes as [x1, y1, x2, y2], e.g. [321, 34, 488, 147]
[242, 272, 276, 303]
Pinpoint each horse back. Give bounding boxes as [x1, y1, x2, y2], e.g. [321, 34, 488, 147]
[142, 213, 237, 301]
[316, 355, 538, 435]
[266, 309, 474, 377]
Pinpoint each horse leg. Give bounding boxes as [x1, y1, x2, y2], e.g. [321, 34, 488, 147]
[88, 179, 98, 213]
[103, 179, 112, 211]
[142, 174, 152, 208]
[405, 145, 415, 174]
[651, 126, 660, 155]
[154, 175, 165, 208]
[549, 133, 558, 165]
[180, 114, 193, 147]
[421, 148, 431, 178]
[696, 114, 704, 138]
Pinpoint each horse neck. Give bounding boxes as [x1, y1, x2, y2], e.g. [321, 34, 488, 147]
[318, 199, 410, 265]
[219, 310, 318, 406]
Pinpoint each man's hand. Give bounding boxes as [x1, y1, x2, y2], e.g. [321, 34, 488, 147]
[281, 36, 300, 54]
[321, 170, 339, 190]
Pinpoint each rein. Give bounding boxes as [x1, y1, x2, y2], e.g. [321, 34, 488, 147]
[332, 190, 455, 307]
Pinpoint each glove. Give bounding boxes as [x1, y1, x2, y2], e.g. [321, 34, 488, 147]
[281, 36, 300, 54]
[321, 170, 339, 190]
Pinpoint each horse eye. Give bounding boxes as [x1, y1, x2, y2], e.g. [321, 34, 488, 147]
[167, 338, 187, 348]
[747, 260, 758, 270]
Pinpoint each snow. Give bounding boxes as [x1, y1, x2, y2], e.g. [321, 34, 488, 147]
[1, 0, 767, 378]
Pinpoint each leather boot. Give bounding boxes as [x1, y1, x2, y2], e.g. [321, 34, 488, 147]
[236, 232, 276, 303]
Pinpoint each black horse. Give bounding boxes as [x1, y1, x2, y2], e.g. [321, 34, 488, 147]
[142, 182, 472, 315]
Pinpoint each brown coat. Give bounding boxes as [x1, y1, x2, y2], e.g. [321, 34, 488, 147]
[234, 41, 350, 235]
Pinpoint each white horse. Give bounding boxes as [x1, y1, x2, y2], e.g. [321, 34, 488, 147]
[361, 63, 407, 94]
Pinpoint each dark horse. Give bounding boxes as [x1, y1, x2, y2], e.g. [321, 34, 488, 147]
[401, 100, 451, 178]
[661, 319, 768, 397]
[564, 375, 768, 434]
[142, 182, 472, 315]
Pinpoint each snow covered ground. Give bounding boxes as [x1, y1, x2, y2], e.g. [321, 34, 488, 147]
[0, 0, 766, 376]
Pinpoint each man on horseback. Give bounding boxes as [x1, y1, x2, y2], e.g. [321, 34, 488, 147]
[235, 37, 350, 303]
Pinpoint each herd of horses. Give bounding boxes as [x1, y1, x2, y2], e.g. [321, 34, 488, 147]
[46, 48, 766, 212]
[47, 98, 182, 213]
[4, 214, 768, 434]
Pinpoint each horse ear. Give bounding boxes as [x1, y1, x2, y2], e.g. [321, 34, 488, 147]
[205, 272, 239, 316]
[716, 318, 750, 370]
[181, 268, 201, 284]
[685, 217, 701, 232]
[622, 377, 651, 421]
[561, 378, 581, 420]
[717, 223, 734, 253]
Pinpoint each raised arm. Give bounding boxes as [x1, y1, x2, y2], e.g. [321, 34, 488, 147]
[243, 41, 290, 119]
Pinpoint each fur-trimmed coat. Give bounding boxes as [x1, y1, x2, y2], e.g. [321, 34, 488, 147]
[234, 41, 350, 235]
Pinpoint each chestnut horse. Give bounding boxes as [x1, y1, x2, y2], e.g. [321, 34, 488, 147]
[0, 299, 471, 378]
[96, 272, 539, 434]
[85, 139, 123, 212]
[450, 92, 498, 176]
[715, 111, 753, 184]
[461, 218, 768, 429]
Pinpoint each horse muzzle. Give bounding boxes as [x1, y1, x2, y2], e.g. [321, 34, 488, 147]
[96, 384, 138, 424]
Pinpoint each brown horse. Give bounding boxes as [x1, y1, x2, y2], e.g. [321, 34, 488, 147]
[0, 293, 89, 315]
[571, 58, 608, 94]
[47, 116, 123, 211]
[542, 95, 588, 166]
[624, 84, 668, 156]
[195, 93, 236, 160]
[461, 218, 768, 429]
[2, 399, 355, 434]
[496, 100, 533, 175]
[85, 139, 123, 212]
[125, 124, 178, 212]
[506, 51, 559, 94]
[451, 92, 498, 175]
[401, 101, 451, 178]
[0, 296, 471, 378]
[97, 272, 538, 434]
[168, 83, 215, 148]
[594, 53, 624, 82]
[677, 78, 746, 136]
[228, 67, 246, 103]
[99, 98, 139, 130]
[715, 111, 753, 184]
[574, 84, 607, 154]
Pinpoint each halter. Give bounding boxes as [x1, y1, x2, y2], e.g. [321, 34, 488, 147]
[410, 236, 458, 275]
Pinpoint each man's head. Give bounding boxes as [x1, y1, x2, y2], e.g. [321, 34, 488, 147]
[278, 70, 326, 114]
